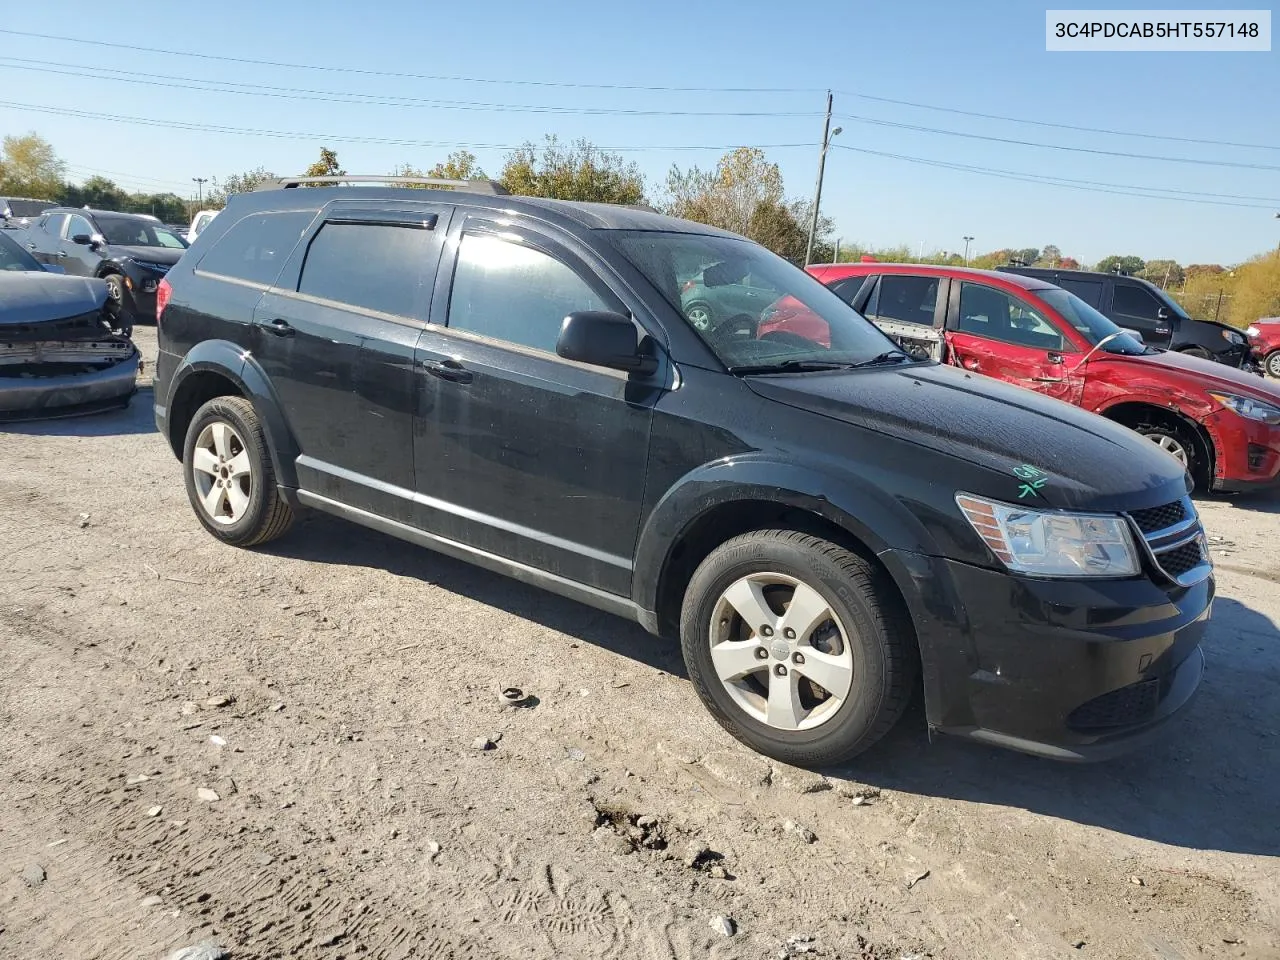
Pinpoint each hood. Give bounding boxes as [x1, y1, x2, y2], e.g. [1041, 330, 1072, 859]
[1104, 348, 1280, 402]
[110, 245, 185, 266]
[744, 362, 1187, 511]
[0, 272, 110, 325]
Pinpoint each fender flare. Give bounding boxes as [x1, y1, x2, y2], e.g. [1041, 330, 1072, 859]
[1093, 395, 1218, 480]
[631, 454, 942, 614]
[165, 341, 300, 490]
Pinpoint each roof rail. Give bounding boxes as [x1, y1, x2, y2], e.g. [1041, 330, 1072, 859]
[254, 175, 509, 195]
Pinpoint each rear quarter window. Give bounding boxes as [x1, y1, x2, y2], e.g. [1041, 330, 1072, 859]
[195, 211, 313, 287]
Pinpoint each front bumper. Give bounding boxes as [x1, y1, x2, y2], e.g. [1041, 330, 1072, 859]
[882, 550, 1211, 761]
[0, 348, 140, 420]
[1205, 413, 1280, 492]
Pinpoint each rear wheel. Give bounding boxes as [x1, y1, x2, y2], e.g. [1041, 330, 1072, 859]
[684, 302, 714, 332]
[182, 396, 293, 547]
[1266, 350, 1280, 379]
[680, 530, 916, 766]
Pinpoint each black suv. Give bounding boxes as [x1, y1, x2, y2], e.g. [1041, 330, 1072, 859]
[154, 176, 1210, 765]
[22, 207, 188, 333]
[999, 265, 1249, 367]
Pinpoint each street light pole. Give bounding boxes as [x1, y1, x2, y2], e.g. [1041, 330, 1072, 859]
[804, 92, 841, 267]
[192, 177, 208, 208]
[963, 236, 974, 266]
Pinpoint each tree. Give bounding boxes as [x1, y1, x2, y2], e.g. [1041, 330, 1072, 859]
[1057, 256, 1081, 270]
[1228, 251, 1280, 325]
[391, 151, 488, 189]
[206, 167, 277, 209]
[0, 132, 66, 199]
[1139, 259, 1184, 289]
[1095, 254, 1145, 275]
[500, 136, 644, 204]
[303, 147, 344, 181]
[1039, 244, 1062, 266]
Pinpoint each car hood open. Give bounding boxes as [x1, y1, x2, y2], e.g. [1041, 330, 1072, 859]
[0, 272, 111, 326]
[744, 361, 1188, 512]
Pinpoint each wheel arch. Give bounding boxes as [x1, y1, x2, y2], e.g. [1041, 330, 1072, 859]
[1099, 400, 1215, 487]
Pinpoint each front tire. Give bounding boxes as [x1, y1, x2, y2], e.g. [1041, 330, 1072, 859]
[1266, 350, 1280, 379]
[182, 396, 293, 547]
[680, 530, 916, 766]
[102, 273, 133, 336]
[1179, 346, 1212, 361]
[684, 301, 714, 332]
[1134, 420, 1207, 490]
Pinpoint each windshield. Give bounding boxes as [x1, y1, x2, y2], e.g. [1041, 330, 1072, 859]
[96, 216, 189, 249]
[607, 230, 905, 371]
[1038, 288, 1146, 355]
[0, 230, 43, 271]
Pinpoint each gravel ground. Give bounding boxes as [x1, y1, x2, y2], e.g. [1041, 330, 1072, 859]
[1, 332, 1277, 960]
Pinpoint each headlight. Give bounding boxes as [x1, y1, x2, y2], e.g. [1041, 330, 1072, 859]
[1208, 392, 1280, 424]
[1246, 325, 1260, 338]
[956, 494, 1140, 578]
[1222, 329, 1245, 344]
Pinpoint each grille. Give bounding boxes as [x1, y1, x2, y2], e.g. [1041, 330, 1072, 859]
[1067, 677, 1163, 732]
[1157, 538, 1206, 579]
[1128, 500, 1186, 534]
[1248, 444, 1267, 472]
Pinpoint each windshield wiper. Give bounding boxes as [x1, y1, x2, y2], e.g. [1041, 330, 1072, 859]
[728, 359, 859, 374]
[847, 350, 914, 368]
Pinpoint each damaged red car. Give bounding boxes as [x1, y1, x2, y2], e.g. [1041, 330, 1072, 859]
[759, 263, 1280, 493]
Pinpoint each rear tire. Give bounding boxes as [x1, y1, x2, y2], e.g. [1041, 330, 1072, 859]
[1266, 350, 1280, 379]
[680, 529, 916, 766]
[182, 396, 293, 547]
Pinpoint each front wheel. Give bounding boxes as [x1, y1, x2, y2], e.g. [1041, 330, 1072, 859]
[102, 273, 133, 336]
[182, 396, 293, 547]
[1134, 420, 1208, 490]
[680, 530, 916, 766]
[1179, 346, 1212, 360]
[1266, 350, 1280, 379]
[684, 302, 714, 332]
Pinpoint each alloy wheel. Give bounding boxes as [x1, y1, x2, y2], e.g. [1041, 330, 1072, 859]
[1148, 432, 1189, 466]
[191, 421, 253, 525]
[686, 305, 712, 331]
[1267, 352, 1280, 379]
[707, 572, 854, 731]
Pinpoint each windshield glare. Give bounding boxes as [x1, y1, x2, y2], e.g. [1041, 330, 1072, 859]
[1038, 288, 1146, 355]
[608, 230, 902, 370]
[97, 217, 189, 249]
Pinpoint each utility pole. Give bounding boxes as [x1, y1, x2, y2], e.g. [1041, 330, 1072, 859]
[804, 92, 841, 267]
[192, 177, 208, 208]
[963, 236, 974, 265]
[834, 237, 842, 262]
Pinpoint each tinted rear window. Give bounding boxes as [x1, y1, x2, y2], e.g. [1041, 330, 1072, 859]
[197, 211, 313, 286]
[4, 199, 53, 218]
[1055, 276, 1104, 308]
[298, 222, 434, 318]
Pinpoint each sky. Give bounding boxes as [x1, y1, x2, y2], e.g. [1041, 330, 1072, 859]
[2, 0, 1277, 265]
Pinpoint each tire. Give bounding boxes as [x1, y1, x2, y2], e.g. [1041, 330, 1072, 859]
[1266, 350, 1280, 380]
[102, 273, 133, 336]
[1134, 420, 1204, 489]
[182, 396, 293, 547]
[684, 301, 714, 332]
[680, 529, 916, 766]
[1179, 346, 1212, 360]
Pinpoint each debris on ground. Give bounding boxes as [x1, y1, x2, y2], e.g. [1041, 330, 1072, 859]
[566, 747, 586, 762]
[205, 695, 234, 708]
[709, 915, 736, 937]
[778, 933, 818, 956]
[783, 819, 817, 844]
[473, 735, 499, 751]
[125, 774, 151, 786]
[906, 869, 931, 889]
[76, 513, 91, 528]
[209, 735, 227, 748]
[165, 940, 229, 960]
[684, 840, 712, 868]
[146, 805, 163, 817]
[592, 825, 634, 856]
[180, 701, 200, 716]
[425, 840, 441, 857]
[196, 787, 220, 803]
[21, 863, 46, 887]
[141, 894, 163, 907]
[1128, 875, 1145, 887]
[497, 686, 530, 708]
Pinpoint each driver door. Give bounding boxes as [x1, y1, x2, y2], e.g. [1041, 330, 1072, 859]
[945, 281, 1084, 405]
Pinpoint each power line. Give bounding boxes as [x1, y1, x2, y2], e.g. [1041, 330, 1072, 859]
[62, 162, 192, 190]
[836, 113, 1280, 172]
[832, 143, 1278, 209]
[0, 98, 814, 153]
[834, 90, 1280, 152]
[0, 59, 819, 118]
[0, 29, 819, 94]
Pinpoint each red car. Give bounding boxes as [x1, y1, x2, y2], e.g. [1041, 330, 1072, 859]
[1245, 317, 1280, 379]
[757, 263, 1280, 493]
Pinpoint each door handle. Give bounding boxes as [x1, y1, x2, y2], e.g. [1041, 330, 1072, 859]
[1030, 377, 1064, 383]
[55, 250, 68, 258]
[262, 318, 295, 337]
[25, 242, 36, 250]
[421, 358, 473, 384]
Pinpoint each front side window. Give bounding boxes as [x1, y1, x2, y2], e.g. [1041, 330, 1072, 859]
[869, 275, 940, 326]
[298, 222, 434, 318]
[95, 216, 188, 248]
[197, 211, 313, 286]
[42, 213, 66, 237]
[65, 215, 93, 240]
[1037, 288, 1144, 355]
[956, 283, 1064, 351]
[608, 231, 904, 372]
[447, 233, 610, 353]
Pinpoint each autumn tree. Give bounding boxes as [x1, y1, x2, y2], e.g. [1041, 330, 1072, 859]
[1139, 259, 1185, 289]
[303, 147, 344, 181]
[500, 136, 644, 204]
[1229, 251, 1280, 325]
[391, 151, 489, 189]
[205, 167, 277, 209]
[1095, 254, 1145, 275]
[1038, 244, 1063, 266]
[0, 132, 66, 199]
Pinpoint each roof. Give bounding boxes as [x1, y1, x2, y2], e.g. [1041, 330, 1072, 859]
[226, 185, 742, 238]
[809, 262, 1059, 290]
[44, 207, 158, 221]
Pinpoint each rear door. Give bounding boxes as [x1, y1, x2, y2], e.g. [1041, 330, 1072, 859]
[860, 273, 948, 360]
[61, 213, 98, 277]
[252, 200, 453, 519]
[1109, 281, 1174, 348]
[945, 281, 1084, 405]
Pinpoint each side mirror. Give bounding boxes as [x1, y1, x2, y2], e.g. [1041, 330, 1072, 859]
[1156, 306, 1172, 321]
[556, 311, 657, 375]
[71, 233, 93, 245]
[1121, 326, 1144, 342]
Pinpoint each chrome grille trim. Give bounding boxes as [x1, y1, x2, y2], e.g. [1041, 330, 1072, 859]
[1125, 497, 1213, 588]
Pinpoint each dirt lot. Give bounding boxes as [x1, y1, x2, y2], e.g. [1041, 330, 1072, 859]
[2, 327, 1277, 960]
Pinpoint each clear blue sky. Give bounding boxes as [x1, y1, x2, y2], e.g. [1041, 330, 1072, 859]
[2, 0, 1277, 265]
